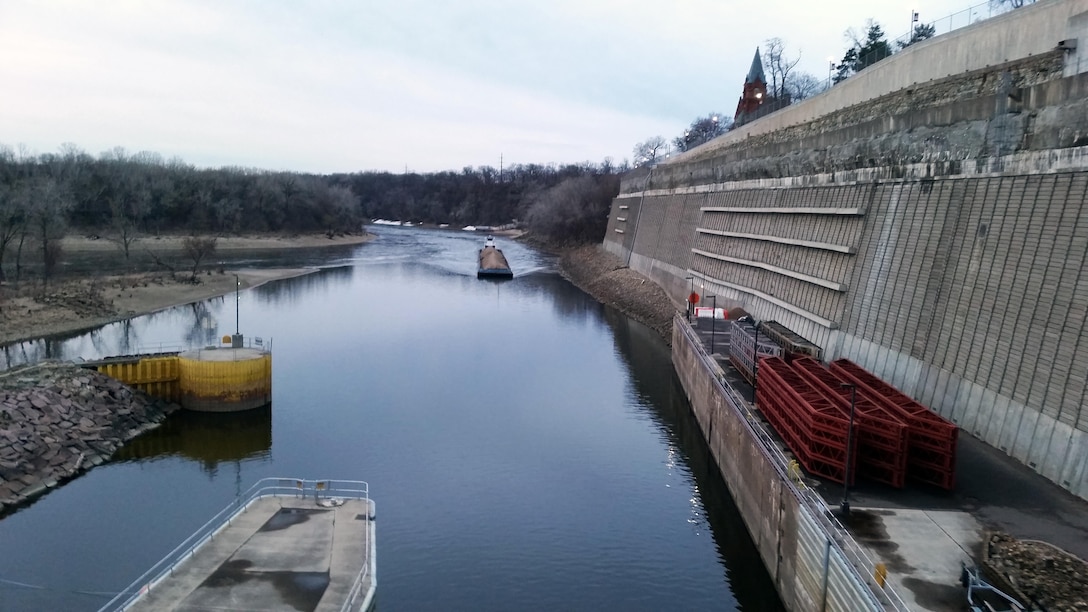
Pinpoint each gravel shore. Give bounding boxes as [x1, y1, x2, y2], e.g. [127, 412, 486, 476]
[556, 244, 677, 346]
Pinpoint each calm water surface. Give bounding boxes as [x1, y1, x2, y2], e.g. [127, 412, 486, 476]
[0, 227, 782, 611]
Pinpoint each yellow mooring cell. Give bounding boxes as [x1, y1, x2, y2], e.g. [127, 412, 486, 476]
[177, 347, 272, 412]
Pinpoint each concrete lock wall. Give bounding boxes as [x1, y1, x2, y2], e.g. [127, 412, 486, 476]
[605, 1, 1088, 501]
[672, 320, 885, 610]
[612, 159, 1088, 500]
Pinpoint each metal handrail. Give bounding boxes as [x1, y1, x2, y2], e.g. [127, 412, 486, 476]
[136, 335, 272, 355]
[97, 477, 371, 612]
[677, 316, 910, 610]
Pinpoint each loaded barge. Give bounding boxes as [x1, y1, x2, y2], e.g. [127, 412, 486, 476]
[477, 235, 513, 279]
[99, 478, 375, 612]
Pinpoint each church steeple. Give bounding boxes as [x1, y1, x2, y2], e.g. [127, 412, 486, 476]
[734, 47, 768, 123]
[745, 48, 765, 84]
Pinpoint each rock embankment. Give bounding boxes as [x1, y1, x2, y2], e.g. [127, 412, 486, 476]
[557, 245, 677, 346]
[0, 363, 179, 512]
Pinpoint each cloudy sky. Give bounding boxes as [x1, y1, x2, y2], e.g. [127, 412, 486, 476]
[1, 0, 988, 174]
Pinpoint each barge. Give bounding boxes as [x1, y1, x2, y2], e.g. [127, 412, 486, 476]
[99, 478, 375, 612]
[478, 236, 513, 279]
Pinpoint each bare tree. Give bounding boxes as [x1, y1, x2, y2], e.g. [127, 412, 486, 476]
[183, 236, 218, 281]
[673, 113, 729, 152]
[0, 184, 28, 283]
[990, 0, 1033, 8]
[763, 38, 801, 100]
[786, 72, 825, 101]
[25, 177, 72, 289]
[633, 136, 669, 167]
[524, 175, 615, 243]
[108, 181, 149, 261]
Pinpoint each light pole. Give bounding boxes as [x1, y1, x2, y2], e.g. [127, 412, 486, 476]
[234, 274, 240, 335]
[840, 383, 858, 518]
[706, 295, 717, 355]
[751, 321, 760, 390]
[685, 276, 695, 322]
[827, 57, 836, 87]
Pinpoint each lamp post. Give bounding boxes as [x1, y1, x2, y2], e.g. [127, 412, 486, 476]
[685, 276, 695, 322]
[706, 295, 717, 355]
[234, 274, 240, 335]
[840, 383, 858, 518]
[751, 321, 760, 390]
[827, 58, 836, 87]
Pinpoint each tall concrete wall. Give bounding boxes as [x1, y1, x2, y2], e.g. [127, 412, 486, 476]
[605, 4, 1088, 499]
[609, 152, 1088, 499]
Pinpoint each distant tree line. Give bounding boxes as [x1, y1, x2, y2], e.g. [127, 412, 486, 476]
[0, 143, 621, 283]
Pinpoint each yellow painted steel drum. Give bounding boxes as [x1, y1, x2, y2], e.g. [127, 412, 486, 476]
[177, 347, 272, 412]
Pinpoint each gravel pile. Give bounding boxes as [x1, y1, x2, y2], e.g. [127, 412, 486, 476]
[984, 532, 1088, 611]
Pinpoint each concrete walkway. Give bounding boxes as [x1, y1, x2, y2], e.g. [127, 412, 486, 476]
[125, 496, 374, 612]
[688, 316, 1088, 611]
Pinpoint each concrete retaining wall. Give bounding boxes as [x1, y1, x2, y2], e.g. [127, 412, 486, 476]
[605, 4, 1088, 500]
[610, 158, 1088, 499]
[672, 319, 889, 611]
[668, 0, 1088, 166]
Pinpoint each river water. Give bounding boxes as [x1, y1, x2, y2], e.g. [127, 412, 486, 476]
[0, 226, 782, 611]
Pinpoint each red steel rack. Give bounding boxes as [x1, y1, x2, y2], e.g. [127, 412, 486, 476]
[829, 359, 957, 490]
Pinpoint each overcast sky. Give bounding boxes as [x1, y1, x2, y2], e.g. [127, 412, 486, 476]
[1, 0, 988, 174]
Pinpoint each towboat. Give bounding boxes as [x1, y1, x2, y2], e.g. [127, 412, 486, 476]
[478, 235, 513, 279]
[98, 478, 375, 612]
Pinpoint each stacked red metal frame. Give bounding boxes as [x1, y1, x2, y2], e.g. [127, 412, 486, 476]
[756, 356, 856, 485]
[830, 359, 957, 490]
[791, 357, 909, 488]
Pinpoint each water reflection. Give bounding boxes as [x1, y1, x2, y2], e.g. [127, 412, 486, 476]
[114, 407, 272, 473]
[253, 265, 356, 308]
[603, 311, 785, 610]
[0, 295, 233, 369]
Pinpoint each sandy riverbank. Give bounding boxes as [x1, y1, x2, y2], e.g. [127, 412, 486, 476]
[61, 232, 372, 253]
[0, 233, 372, 346]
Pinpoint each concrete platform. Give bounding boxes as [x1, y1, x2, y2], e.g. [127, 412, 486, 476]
[848, 508, 981, 611]
[125, 496, 374, 612]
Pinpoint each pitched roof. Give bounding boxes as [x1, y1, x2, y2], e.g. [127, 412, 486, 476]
[745, 48, 765, 84]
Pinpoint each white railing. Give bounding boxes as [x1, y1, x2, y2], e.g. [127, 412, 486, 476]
[97, 477, 372, 612]
[677, 315, 910, 610]
[136, 335, 272, 355]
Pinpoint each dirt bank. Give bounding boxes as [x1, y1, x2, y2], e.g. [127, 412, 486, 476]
[1, 232, 371, 346]
[555, 244, 677, 346]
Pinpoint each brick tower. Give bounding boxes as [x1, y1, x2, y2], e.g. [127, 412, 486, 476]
[734, 48, 767, 124]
